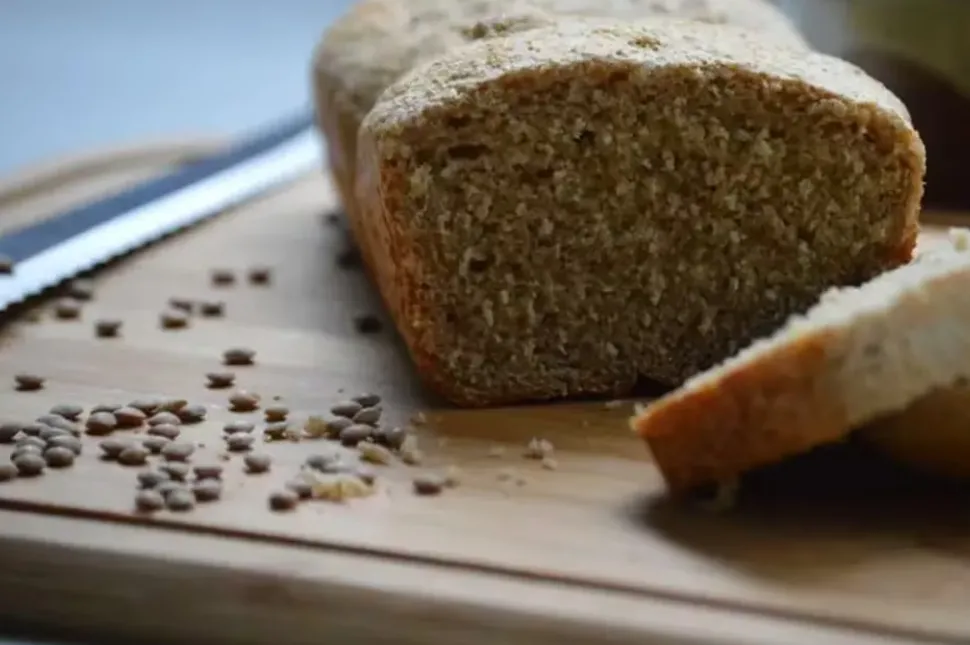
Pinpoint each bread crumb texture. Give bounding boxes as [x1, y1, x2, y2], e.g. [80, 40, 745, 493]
[633, 241, 970, 491]
[357, 18, 925, 406]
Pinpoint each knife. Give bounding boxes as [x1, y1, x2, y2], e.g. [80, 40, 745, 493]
[0, 111, 321, 312]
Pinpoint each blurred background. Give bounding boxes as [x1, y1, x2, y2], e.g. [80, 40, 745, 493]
[1, 0, 969, 209]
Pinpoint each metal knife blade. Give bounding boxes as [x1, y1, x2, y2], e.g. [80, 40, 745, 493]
[0, 111, 321, 313]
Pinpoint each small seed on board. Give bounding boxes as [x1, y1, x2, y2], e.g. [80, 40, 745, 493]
[14, 373, 45, 392]
[48, 435, 82, 455]
[85, 412, 117, 435]
[66, 279, 94, 301]
[353, 314, 383, 334]
[376, 426, 408, 450]
[114, 407, 147, 428]
[206, 372, 235, 389]
[157, 398, 188, 413]
[142, 435, 171, 454]
[284, 478, 313, 499]
[19, 422, 46, 437]
[243, 453, 272, 474]
[160, 309, 189, 330]
[94, 319, 122, 338]
[134, 489, 165, 512]
[223, 420, 254, 435]
[352, 406, 382, 426]
[193, 464, 223, 480]
[118, 446, 150, 466]
[129, 398, 163, 415]
[0, 463, 18, 482]
[263, 405, 288, 422]
[399, 435, 424, 466]
[412, 473, 445, 496]
[13, 453, 45, 477]
[148, 411, 181, 426]
[330, 400, 362, 419]
[304, 452, 343, 473]
[176, 404, 207, 424]
[0, 254, 13, 275]
[268, 489, 298, 511]
[0, 422, 21, 443]
[156, 481, 188, 498]
[225, 434, 254, 452]
[358, 442, 394, 466]
[166, 488, 196, 512]
[192, 479, 223, 502]
[443, 465, 462, 488]
[49, 404, 83, 421]
[210, 269, 236, 286]
[352, 393, 382, 408]
[339, 424, 372, 447]
[247, 266, 272, 285]
[147, 424, 181, 440]
[137, 470, 171, 489]
[229, 391, 260, 412]
[161, 441, 195, 462]
[16, 436, 47, 451]
[99, 438, 131, 460]
[11, 445, 42, 462]
[91, 402, 123, 414]
[53, 298, 81, 320]
[199, 300, 225, 317]
[160, 462, 190, 482]
[37, 414, 79, 435]
[168, 296, 195, 313]
[223, 347, 255, 366]
[263, 422, 289, 441]
[44, 446, 75, 468]
[39, 425, 70, 442]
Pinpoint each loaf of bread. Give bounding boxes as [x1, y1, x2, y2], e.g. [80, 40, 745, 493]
[633, 242, 970, 492]
[311, 0, 809, 221]
[356, 19, 925, 406]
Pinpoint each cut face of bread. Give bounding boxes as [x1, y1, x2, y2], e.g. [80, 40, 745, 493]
[357, 20, 925, 407]
[633, 243, 970, 492]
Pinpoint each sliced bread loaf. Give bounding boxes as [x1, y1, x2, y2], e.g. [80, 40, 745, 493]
[356, 19, 925, 407]
[633, 241, 970, 492]
[311, 0, 809, 220]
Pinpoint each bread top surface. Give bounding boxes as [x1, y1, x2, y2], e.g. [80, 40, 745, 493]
[314, 0, 808, 119]
[364, 17, 911, 138]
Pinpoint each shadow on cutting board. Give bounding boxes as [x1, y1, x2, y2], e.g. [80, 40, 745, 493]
[633, 441, 970, 584]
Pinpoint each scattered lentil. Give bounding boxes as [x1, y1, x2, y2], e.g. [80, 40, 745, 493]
[50, 404, 83, 421]
[19, 422, 45, 437]
[114, 406, 147, 428]
[44, 446, 75, 468]
[118, 445, 150, 466]
[225, 434, 254, 452]
[168, 297, 194, 313]
[130, 398, 162, 415]
[193, 464, 223, 480]
[94, 319, 122, 338]
[352, 406, 382, 426]
[11, 445, 43, 461]
[192, 479, 223, 502]
[353, 393, 381, 407]
[330, 400, 362, 419]
[284, 478, 313, 499]
[358, 442, 393, 466]
[137, 470, 170, 489]
[14, 373, 45, 391]
[304, 452, 343, 473]
[142, 435, 171, 454]
[412, 473, 445, 496]
[263, 422, 289, 441]
[13, 453, 45, 477]
[166, 488, 196, 511]
[48, 435, 82, 455]
[243, 453, 272, 474]
[339, 424, 372, 447]
[0, 422, 21, 443]
[156, 481, 188, 498]
[223, 420, 254, 435]
[377, 426, 408, 450]
[210, 269, 235, 286]
[223, 347, 255, 366]
[247, 266, 272, 285]
[91, 402, 123, 414]
[264, 405, 288, 422]
[148, 424, 180, 440]
[206, 372, 235, 389]
[353, 314, 383, 334]
[199, 300, 225, 317]
[160, 309, 189, 329]
[16, 436, 47, 451]
[0, 463, 18, 481]
[134, 489, 165, 512]
[177, 404, 207, 424]
[524, 438, 555, 460]
[85, 412, 117, 435]
[268, 489, 298, 511]
[99, 438, 131, 459]
[161, 441, 195, 462]
[159, 462, 190, 481]
[54, 298, 81, 320]
[229, 391, 260, 412]
[148, 411, 181, 426]
[66, 279, 94, 301]
[37, 414, 79, 434]
[157, 398, 188, 413]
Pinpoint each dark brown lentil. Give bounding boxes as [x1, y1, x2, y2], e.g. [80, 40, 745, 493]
[352, 393, 382, 407]
[137, 470, 170, 489]
[0, 422, 21, 443]
[114, 406, 147, 428]
[263, 405, 288, 422]
[142, 435, 171, 454]
[199, 300, 225, 317]
[352, 406, 382, 426]
[225, 434, 254, 452]
[49, 404, 83, 421]
[159, 462, 190, 482]
[223, 420, 254, 435]
[148, 411, 181, 426]
[48, 435, 82, 455]
[168, 297, 195, 313]
[38, 426, 69, 442]
[13, 453, 45, 477]
[11, 445, 43, 461]
[16, 436, 47, 450]
[135, 489, 165, 512]
[353, 314, 383, 334]
[339, 424, 372, 447]
[229, 391, 260, 412]
[160, 309, 189, 329]
[0, 463, 18, 481]
[95, 319, 122, 338]
[268, 489, 298, 511]
[53, 298, 81, 320]
[284, 478, 313, 499]
[85, 412, 117, 435]
[206, 372, 235, 389]
[19, 422, 46, 437]
[330, 400, 362, 419]
[166, 488, 196, 511]
[193, 464, 223, 480]
[243, 453, 272, 474]
[161, 441, 195, 462]
[44, 446, 75, 468]
[66, 279, 94, 300]
[247, 266, 272, 285]
[223, 347, 256, 366]
[156, 481, 188, 498]
[176, 404, 207, 424]
[99, 438, 131, 459]
[118, 446, 150, 466]
[36, 414, 79, 434]
[158, 398, 188, 413]
[192, 479, 223, 502]
[148, 424, 180, 440]
[14, 373, 45, 391]
[210, 269, 235, 286]
[129, 398, 163, 415]
[412, 474, 445, 496]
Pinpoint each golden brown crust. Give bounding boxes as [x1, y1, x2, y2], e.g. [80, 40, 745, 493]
[633, 332, 850, 492]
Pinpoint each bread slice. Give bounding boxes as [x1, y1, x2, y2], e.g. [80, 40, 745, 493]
[356, 18, 924, 407]
[311, 0, 809, 223]
[633, 241, 970, 492]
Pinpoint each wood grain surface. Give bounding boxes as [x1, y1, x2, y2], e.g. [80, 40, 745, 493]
[0, 145, 966, 645]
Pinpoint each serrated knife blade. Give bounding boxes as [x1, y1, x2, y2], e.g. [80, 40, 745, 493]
[0, 111, 321, 313]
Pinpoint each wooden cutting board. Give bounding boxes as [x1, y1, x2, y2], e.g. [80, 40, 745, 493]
[0, 141, 966, 645]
